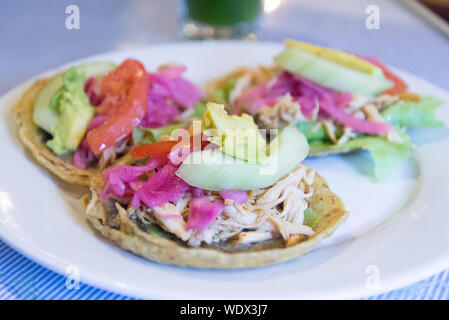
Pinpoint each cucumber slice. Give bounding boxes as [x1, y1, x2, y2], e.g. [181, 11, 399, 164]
[33, 61, 116, 134]
[176, 126, 308, 190]
[275, 47, 393, 97]
[33, 75, 63, 134]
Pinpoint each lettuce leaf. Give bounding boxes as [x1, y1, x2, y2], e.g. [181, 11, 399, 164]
[215, 77, 237, 103]
[309, 132, 412, 181]
[144, 223, 170, 238]
[306, 96, 444, 181]
[193, 101, 206, 118]
[132, 123, 185, 145]
[381, 96, 444, 129]
[296, 121, 329, 142]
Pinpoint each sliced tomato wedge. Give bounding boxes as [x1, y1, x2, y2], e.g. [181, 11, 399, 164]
[130, 132, 211, 160]
[87, 59, 150, 156]
[381, 67, 408, 95]
[131, 140, 180, 159]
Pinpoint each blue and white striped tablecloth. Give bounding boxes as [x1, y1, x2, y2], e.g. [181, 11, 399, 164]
[1, 0, 449, 300]
[1, 240, 448, 300]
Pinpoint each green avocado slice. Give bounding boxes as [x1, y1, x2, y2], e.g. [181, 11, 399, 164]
[33, 61, 116, 136]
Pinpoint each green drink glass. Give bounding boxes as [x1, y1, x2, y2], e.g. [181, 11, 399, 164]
[179, 0, 262, 39]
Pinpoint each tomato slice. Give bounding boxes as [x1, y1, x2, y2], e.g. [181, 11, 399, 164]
[131, 140, 180, 159]
[87, 59, 150, 156]
[130, 132, 210, 160]
[381, 67, 408, 95]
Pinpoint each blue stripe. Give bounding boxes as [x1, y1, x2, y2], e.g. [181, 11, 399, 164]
[58, 285, 85, 300]
[11, 263, 43, 297]
[438, 271, 449, 300]
[78, 286, 97, 300]
[84, 286, 103, 300]
[104, 292, 116, 300]
[33, 273, 63, 299]
[390, 287, 403, 300]
[68, 285, 92, 300]
[0, 245, 11, 256]
[20, 268, 53, 300]
[87, 289, 106, 300]
[67, 283, 94, 300]
[40, 277, 66, 300]
[45, 277, 83, 300]
[436, 271, 449, 300]
[425, 275, 437, 299]
[383, 288, 395, 300]
[1, 260, 37, 299]
[0, 247, 22, 264]
[43, 281, 67, 300]
[1, 253, 25, 273]
[0, 258, 36, 298]
[20, 268, 54, 299]
[430, 272, 444, 299]
[95, 290, 111, 300]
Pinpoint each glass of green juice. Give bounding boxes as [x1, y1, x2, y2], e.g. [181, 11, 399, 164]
[179, 0, 262, 39]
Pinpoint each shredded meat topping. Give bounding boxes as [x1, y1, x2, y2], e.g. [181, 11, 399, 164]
[256, 94, 306, 130]
[132, 165, 315, 247]
[205, 66, 281, 103]
[98, 138, 131, 170]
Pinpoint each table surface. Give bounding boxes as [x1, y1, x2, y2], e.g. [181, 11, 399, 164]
[1, 0, 448, 300]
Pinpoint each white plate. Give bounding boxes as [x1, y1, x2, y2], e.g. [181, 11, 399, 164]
[1, 41, 448, 300]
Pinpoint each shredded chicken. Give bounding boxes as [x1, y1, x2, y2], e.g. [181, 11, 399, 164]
[371, 94, 400, 112]
[337, 127, 355, 145]
[345, 94, 370, 113]
[151, 203, 191, 241]
[286, 234, 306, 247]
[317, 93, 404, 145]
[311, 96, 320, 121]
[268, 215, 313, 240]
[347, 94, 399, 114]
[256, 94, 306, 130]
[173, 108, 194, 123]
[98, 138, 130, 169]
[362, 103, 386, 123]
[252, 90, 404, 146]
[253, 165, 315, 234]
[228, 74, 252, 104]
[190, 165, 315, 246]
[321, 119, 338, 144]
[236, 231, 273, 244]
[205, 66, 281, 103]
[362, 103, 402, 143]
[131, 165, 316, 247]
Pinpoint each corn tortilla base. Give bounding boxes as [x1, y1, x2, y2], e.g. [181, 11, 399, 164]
[12, 79, 132, 186]
[83, 168, 349, 269]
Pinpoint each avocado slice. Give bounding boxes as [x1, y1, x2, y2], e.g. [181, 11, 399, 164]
[33, 61, 116, 136]
[175, 126, 308, 190]
[45, 67, 96, 155]
[203, 102, 267, 164]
